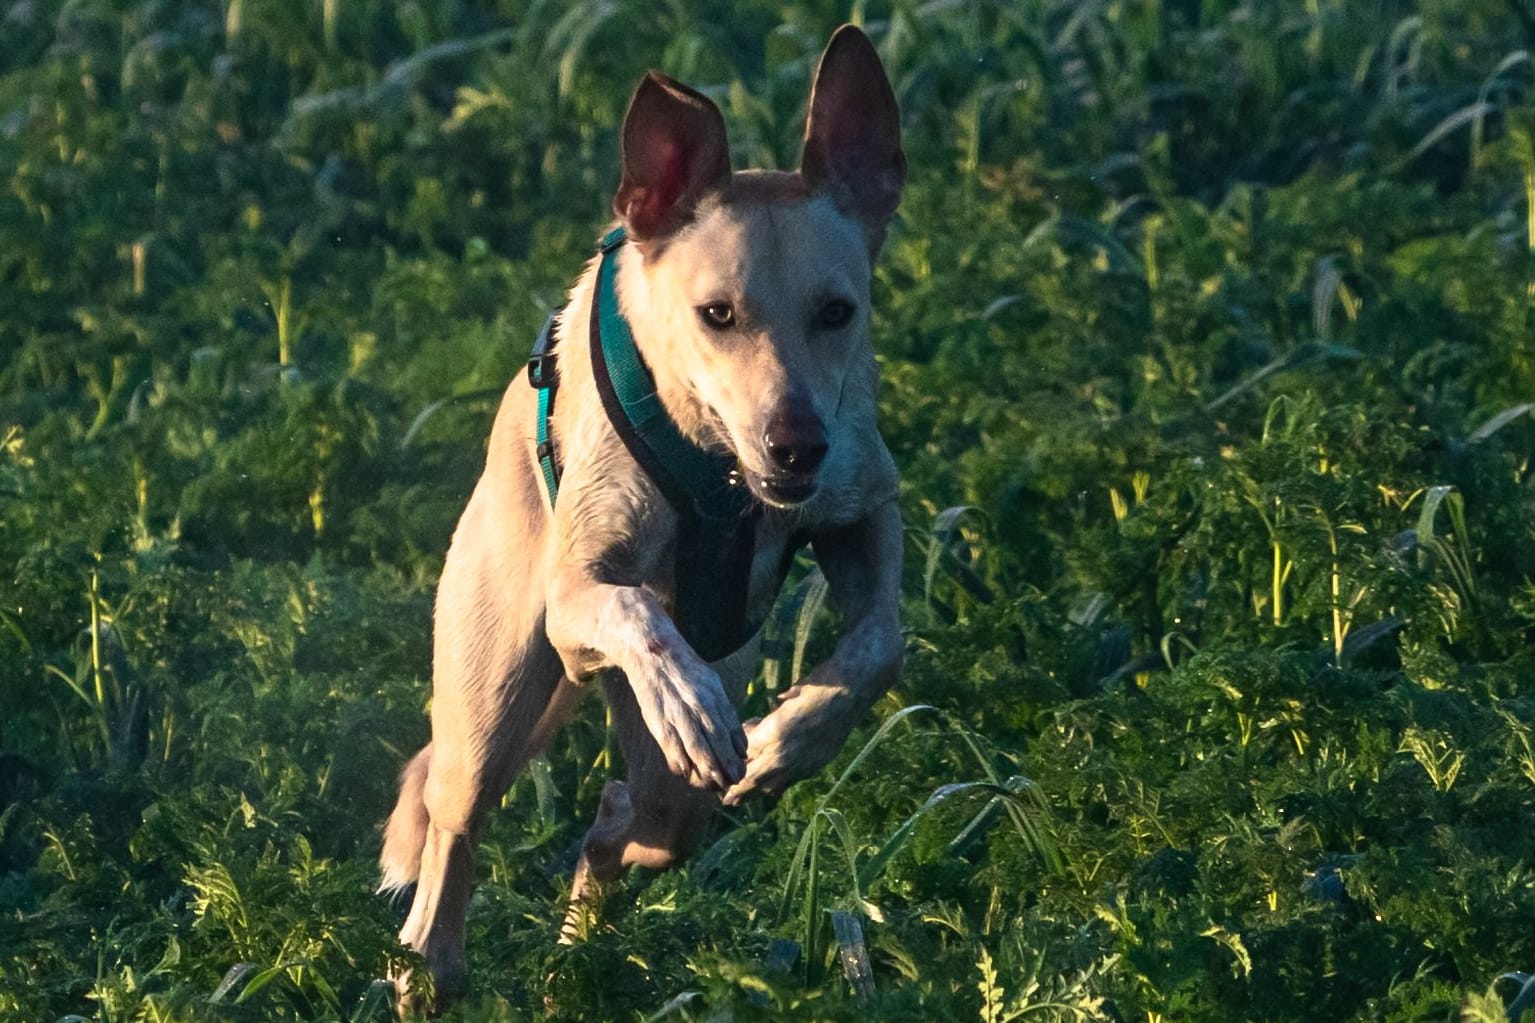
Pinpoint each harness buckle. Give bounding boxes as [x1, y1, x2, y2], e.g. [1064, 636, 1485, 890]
[527, 353, 555, 389]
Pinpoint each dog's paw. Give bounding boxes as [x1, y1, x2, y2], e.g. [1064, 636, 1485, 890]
[722, 683, 854, 805]
[629, 655, 746, 790]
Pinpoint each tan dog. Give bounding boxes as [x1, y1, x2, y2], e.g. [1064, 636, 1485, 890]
[380, 25, 905, 1007]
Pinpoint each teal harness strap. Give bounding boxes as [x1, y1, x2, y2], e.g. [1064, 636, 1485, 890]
[590, 227, 755, 525]
[530, 226, 788, 662]
[527, 310, 561, 504]
[535, 384, 557, 500]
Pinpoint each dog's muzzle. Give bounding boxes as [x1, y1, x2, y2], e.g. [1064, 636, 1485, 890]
[758, 407, 827, 506]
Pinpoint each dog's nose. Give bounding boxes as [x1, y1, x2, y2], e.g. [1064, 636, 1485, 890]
[764, 410, 828, 474]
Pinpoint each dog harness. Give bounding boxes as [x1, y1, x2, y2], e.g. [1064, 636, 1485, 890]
[528, 226, 796, 661]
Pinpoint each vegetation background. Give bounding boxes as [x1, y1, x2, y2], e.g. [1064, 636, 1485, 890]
[3, 0, 1535, 1020]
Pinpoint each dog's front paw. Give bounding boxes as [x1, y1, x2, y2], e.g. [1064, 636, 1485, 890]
[629, 655, 746, 791]
[722, 683, 854, 805]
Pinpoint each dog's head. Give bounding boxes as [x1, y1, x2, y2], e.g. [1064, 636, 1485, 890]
[610, 25, 904, 510]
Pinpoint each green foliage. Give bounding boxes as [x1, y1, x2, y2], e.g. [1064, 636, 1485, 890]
[4, 0, 1535, 1020]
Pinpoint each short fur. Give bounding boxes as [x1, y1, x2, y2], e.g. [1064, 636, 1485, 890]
[381, 25, 907, 1011]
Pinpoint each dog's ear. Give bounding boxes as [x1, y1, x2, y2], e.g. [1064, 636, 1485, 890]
[614, 72, 732, 241]
[800, 25, 905, 228]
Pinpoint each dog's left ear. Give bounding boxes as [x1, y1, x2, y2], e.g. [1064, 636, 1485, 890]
[614, 72, 732, 241]
[800, 25, 906, 229]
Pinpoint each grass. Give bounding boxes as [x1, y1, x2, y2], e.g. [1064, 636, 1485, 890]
[3, 0, 1535, 1020]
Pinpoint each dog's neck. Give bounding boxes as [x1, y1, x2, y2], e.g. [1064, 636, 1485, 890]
[608, 241, 728, 453]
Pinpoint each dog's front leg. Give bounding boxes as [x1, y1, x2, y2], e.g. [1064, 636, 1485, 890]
[545, 569, 747, 792]
[723, 498, 904, 805]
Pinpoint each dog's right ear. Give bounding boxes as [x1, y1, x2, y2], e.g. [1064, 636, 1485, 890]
[613, 72, 732, 241]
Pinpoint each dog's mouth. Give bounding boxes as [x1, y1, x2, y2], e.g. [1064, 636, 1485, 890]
[752, 472, 819, 509]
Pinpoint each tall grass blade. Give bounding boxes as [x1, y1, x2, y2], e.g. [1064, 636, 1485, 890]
[209, 963, 256, 1003]
[1021, 215, 1143, 277]
[781, 705, 939, 921]
[1400, 102, 1496, 168]
[1473, 52, 1532, 166]
[791, 567, 830, 683]
[646, 991, 703, 1021]
[802, 818, 821, 982]
[1313, 256, 1342, 338]
[349, 979, 394, 1023]
[1496, 972, 1535, 1020]
[760, 560, 821, 692]
[400, 388, 504, 448]
[1339, 616, 1403, 664]
[831, 910, 875, 1000]
[857, 779, 1025, 889]
[948, 723, 1063, 874]
[923, 505, 988, 619]
[1205, 342, 1362, 412]
[1468, 403, 1533, 442]
[1415, 485, 1455, 569]
[816, 808, 866, 910]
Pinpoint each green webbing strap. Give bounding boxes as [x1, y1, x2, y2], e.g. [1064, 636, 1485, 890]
[535, 383, 558, 502]
[592, 226, 754, 525]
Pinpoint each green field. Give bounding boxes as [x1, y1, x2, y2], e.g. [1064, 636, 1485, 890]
[4, 1, 1535, 1020]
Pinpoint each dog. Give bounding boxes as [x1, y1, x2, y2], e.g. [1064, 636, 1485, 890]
[379, 24, 906, 1008]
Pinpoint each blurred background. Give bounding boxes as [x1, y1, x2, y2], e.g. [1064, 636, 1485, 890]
[3, 2, 1535, 1020]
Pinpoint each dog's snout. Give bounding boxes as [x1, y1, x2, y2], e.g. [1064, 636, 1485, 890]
[764, 410, 828, 475]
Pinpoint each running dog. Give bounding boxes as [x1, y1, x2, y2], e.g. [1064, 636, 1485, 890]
[380, 24, 906, 1007]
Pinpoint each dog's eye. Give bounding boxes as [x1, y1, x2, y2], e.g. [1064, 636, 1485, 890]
[817, 300, 855, 329]
[698, 303, 736, 330]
